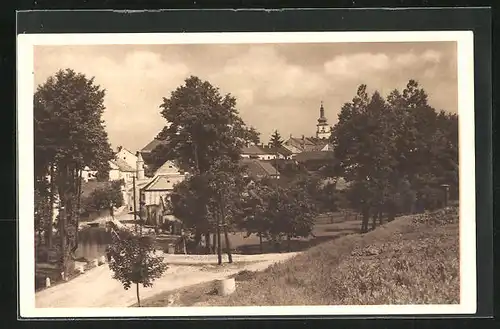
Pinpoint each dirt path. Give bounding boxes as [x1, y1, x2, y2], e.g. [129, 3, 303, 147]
[35, 252, 299, 308]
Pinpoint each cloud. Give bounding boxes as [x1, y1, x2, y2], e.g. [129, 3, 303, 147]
[208, 45, 329, 102]
[422, 49, 442, 63]
[34, 47, 190, 150]
[324, 50, 443, 79]
[33, 43, 455, 151]
[324, 53, 390, 77]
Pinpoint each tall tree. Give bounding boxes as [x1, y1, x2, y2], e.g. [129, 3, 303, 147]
[151, 76, 259, 259]
[331, 86, 396, 231]
[34, 69, 114, 273]
[238, 180, 275, 253]
[150, 76, 258, 174]
[269, 130, 284, 148]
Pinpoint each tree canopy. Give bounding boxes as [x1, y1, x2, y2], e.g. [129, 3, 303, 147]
[34, 68, 114, 270]
[149, 76, 259, 174]
[330, 80, 458, 231]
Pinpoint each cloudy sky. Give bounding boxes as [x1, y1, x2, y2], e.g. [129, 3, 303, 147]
[34, 41, 457, 152]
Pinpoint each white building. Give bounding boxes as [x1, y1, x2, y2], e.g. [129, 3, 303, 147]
[115, 146, 138, 170]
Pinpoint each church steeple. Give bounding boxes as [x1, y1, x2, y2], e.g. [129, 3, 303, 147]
[316, 101, 331, 140]
[318, 101, 327, 124]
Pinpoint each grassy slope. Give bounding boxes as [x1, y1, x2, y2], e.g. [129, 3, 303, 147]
[142, 207, 459, 306]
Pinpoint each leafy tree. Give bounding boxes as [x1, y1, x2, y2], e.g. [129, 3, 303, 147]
[205, 158, 246, 264]
[238, 179, 275, 253]
[331, 87, 396, 231]
[170, 174, 213, 252]
[332, 80, 458, 231]
[81, 179, 125, 215]
[269, 130, 284, 148]
[150, 76, 259, 174]
[268, 184, 317, 252]
[151, 76, 259, 262]
[107, 233, 168, 307]
[34, 69, 114, 273]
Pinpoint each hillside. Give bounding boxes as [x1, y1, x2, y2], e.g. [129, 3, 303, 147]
[142, 207, 459, 306]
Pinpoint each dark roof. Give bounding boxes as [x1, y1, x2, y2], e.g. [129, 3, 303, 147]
[265, 146, 294, 157]
[294, 151, 335, 162]
[285, 136, 329, 152]
[240, 159, 280, 178]
[141, 138, 168, 153]
[241, 145, 269, 155]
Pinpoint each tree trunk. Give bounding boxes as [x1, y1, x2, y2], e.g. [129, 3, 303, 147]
[205, 232, 211, 254]
[371, 212, 377, 231]
[182, 235, 187, 254]
[379, 211, 383, 225]
[193, 232, 202, 251]
[287, 235, 291, 252]
[216, 223, 222, 265]
[361, 207, 370, 233]
[46, 163, 55, 248]
[212, 232, 217, 254]
[58, 187, 70, 274]
[136, 283, 141, 307]
[71, 168, 82, 255]
[259, 233, 263, 254]
[223, 224, 233, 264]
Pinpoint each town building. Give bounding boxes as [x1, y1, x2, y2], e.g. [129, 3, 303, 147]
[282, 102, 334, 155]
[316, 101, 333, 140]
[115, 146, 138, 170]
[240, 158, 280, 180]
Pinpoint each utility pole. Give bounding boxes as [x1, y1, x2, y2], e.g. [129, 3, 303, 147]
[133, 175, 137, 233]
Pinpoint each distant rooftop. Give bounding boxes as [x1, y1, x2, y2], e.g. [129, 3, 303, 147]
[141, 138, 168, 153]
[110, 158, 135, 172]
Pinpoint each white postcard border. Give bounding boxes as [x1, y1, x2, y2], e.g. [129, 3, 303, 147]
[17, 31, 476, 318]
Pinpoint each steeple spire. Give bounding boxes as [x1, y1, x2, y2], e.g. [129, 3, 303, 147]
[316, 101, 331, 140]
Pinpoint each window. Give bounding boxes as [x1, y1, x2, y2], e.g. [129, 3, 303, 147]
[168, 165, 172, 168]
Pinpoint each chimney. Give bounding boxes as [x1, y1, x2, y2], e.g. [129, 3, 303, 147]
[301, 135, 305, 149]
[117, 146, 122, 152]
[136, 152, 145, 180]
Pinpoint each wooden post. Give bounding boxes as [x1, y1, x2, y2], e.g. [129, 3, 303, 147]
[133, 175, 137, 232]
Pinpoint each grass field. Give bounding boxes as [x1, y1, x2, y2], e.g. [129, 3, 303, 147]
[223, 211, 359, 254]
[141, 207, 459, 306]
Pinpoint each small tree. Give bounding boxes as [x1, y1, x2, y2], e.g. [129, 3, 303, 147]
[107, 234, 167, 307]
[269, 130, 284, 148]
[82, 179, 125, 216]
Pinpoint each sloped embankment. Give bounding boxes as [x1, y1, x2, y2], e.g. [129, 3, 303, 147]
[193, 207, 460, 306]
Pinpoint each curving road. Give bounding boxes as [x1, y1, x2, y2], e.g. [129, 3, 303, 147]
[35, 252, 299, 308]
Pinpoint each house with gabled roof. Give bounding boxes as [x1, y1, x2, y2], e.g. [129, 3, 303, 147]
[115, 146, 138, 170]
[240, 158, 280, 180]
[139, 137, 169, 167]
[109, 158, 136, 183]
[241, 144, 276, 160]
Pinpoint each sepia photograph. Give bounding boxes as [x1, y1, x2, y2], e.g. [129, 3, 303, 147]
[17, 31, 476, 318]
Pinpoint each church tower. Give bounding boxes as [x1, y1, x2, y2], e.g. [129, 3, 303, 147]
[136, 151, 145, 180]
[316, 101, 332, 140]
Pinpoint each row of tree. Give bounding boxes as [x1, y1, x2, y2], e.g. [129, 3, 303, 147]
[330, 80, 458, 232]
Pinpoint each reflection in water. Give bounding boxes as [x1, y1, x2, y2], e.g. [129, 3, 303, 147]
[75, 227, 112, 261]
